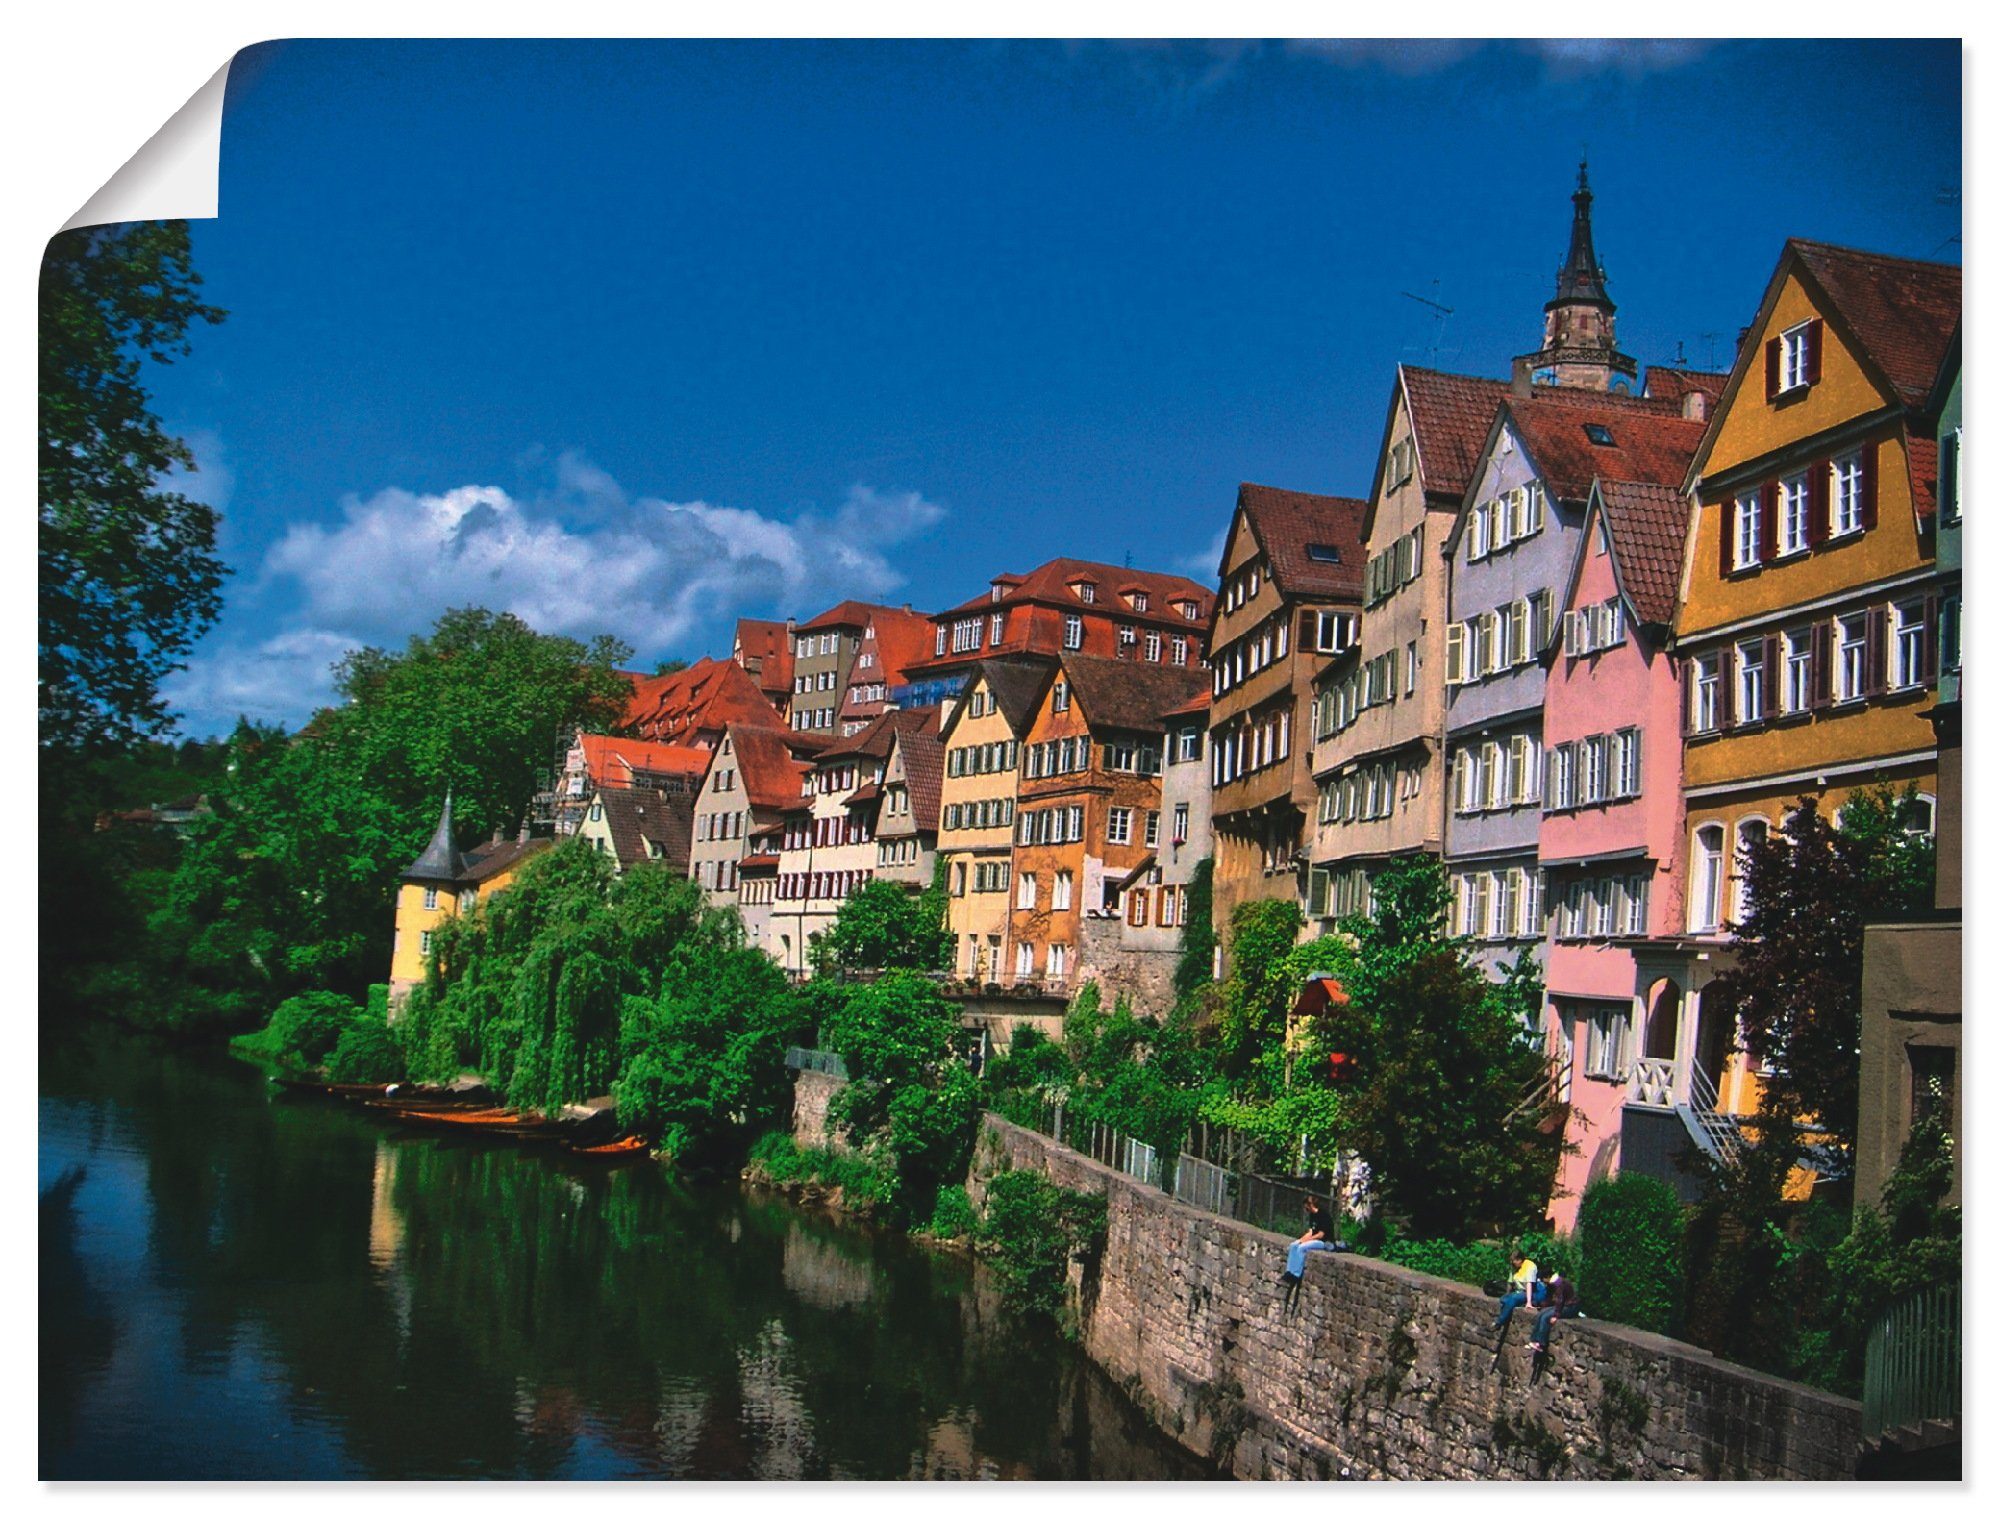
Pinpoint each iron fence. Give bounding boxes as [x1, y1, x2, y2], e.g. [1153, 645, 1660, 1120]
[1863, 1281, 1960, 1443]
[783, 1046, 850, 1079]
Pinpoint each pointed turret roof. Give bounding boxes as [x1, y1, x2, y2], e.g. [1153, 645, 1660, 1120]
[1551, 160, 1611, 310]
[404, 793, 467, 885]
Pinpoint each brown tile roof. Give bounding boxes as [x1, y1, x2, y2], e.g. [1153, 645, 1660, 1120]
[1399, 367, 1511, 500]
[593, 787, 695, 872]
[858, 606, 936, 689]
[1594, 480, 1691, 628]
[623, 657, 781, 742]
[727, 723, 815, 811]
[821, 704, 941, 760]
[1505, 395, 1709, 504]
[1643, 366, 1728, 408]
[1789, 240, 1961, 410]
[462, 835, 552, 885]
[1059, 653, 1210, 734]
[891, 723, 944, 829]
[732, 618, 795, 698]
[799, 599, 921, 632]
[961, 656, 1058, 736]
[934, 557, 1213, 623]
[1164, 687, 1213, 720]
[1235, 483, 1368, 600]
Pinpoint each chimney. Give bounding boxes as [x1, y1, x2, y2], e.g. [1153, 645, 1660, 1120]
[1682, 392, 1708, 423]
[1510, 355, 1533, 398]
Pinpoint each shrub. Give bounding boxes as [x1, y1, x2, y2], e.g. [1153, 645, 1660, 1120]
[922, 1184, 979, 1240]
[745, 1132, 897, 1210]
[231, 990, 365, 1072]
[977, 1169, 1108, 1324]
[1577, 1174, 1686, 1333]
[1380, 1237, 1512, 1288]
[326, 1019, 405, 1084]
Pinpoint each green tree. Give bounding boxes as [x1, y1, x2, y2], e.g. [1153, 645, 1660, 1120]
[40, 221, 226, 751]
[1172, 856, 1215, 998]
[1214, 897, 1304, 1071]
[815, 878, 951, 973]
[1703, 787, 1935, 1164]
[1325, 857, 1559, 1238]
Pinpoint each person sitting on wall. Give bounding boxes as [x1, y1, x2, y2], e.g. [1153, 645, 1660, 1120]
[1492, 1247, 1541, 1331]
[1279, 1196, 1337, 1289]
[1528, 1271, 1579, 1352]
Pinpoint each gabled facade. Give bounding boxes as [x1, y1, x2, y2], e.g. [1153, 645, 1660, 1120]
[834, 605, 936, 736]
[1007, 654, 1207, 995]
[1206, 483, 1366, 958]
[899, 558, 1212, 707]
[388, 795, 550, 999]
[1538, 480, 1696, 1228]
[876, 716, 944, 891]
[576, 785, 695, 875]
[687, 724, 817, 909]
[788, 601, 922, 736]
[938, 658, 1054, 983]
[1440, 395, 1704, 979]
[1666, 239, 1957, 1160]
[732, 618, 796, 723]
[623, 657, 783, 747]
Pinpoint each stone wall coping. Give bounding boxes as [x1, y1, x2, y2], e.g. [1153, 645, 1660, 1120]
[981, 1113, 1861, 1416]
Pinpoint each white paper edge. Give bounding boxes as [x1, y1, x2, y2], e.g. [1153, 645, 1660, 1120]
[61, 57, 232, 231]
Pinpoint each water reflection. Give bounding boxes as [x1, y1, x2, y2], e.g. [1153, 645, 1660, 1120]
[40, 1035, 1214, 1480]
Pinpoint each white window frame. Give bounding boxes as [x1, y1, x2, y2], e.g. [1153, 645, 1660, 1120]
[1733, 492, 1761, 569]
[1779, 473, 1810, 556]
[1892, 600, 1926, 689]
[1780, 321, 1812, 392]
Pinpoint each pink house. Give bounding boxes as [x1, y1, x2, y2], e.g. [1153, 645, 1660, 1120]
[1539, 476, 1707, 1229]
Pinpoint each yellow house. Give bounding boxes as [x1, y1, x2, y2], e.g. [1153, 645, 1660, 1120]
[937, 657, 1054, 983]
[388, 794, 550, 1001]
[1668, 238, 1958, 1125]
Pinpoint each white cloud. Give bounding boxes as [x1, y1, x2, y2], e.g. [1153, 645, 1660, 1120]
[167, 457, 947, 733]
[1286, 37, 1711, 80]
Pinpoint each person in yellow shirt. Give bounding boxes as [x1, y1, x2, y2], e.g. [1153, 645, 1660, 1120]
[1492, 1247, 1540, 1331]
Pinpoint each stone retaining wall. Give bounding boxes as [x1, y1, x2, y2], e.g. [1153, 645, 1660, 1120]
[791, 1068, 849, 1151]
[968, 1115, 1859, 1481]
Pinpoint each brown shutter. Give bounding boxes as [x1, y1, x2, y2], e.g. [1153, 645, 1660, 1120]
[1920, 594, 1940, 683]
[1864, 606, 1889, 696]
[1805, 317, 1824, 385]
[1860, 441, 1880, 532]
[1758, 481, 1778, 562]
[1718, 645, 1736, 729]
[1762, 634, 1781, 718]
[1719, 500, 1735, 577]
[1807, 462, 1829, 548]
[1810, 621, 1834, 709]
[1765, 337, 1782, 400]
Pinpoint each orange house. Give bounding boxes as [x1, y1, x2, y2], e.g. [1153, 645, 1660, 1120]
[1006, 654, 1206, 995]
[1668, 238, 1958, 1126]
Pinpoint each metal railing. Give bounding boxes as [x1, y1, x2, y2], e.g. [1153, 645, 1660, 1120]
[1863, 1282, 1960, 1444]
[783, 1046, 850, 1079]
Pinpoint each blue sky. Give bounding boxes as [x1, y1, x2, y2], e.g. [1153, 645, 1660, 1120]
[143, 38, 1961, 735]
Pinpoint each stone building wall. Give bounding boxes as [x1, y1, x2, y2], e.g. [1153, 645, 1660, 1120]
[1076, 915, 1180, 1020]
[967, 1115, 1858, 1481]
[791, 1069, 850, 1152]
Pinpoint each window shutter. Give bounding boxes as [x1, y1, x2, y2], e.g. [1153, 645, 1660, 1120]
[1920, 594, 1940, 683]
[1628, 730, 1643, 795]
[1762, 633, 1781, 700]
[1860, 440, 1879, 531]
[1758, 482, 1778, 564]
[1720, 502, 1736, 577]
[1807, 463, 1829, 547]
[1764, 336, 1782, 400]
[1809, 620, 1834, 709]
[1864, 606, 1888, 696]
[1446, 623, 1465, 685]
[1717, 646, 1735, 730]
[1805, 317, 1824, 385]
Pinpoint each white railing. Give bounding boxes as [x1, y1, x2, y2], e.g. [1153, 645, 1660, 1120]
[1630, 1057, 1678, 1109]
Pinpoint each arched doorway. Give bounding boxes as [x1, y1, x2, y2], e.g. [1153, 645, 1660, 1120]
[1643, 978, 1682, 1061]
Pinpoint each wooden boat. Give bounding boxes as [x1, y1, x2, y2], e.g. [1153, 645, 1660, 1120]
[571, 1134, 650, 1161]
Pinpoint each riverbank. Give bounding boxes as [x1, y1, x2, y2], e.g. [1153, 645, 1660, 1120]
[970, 1114, 1862, 1480]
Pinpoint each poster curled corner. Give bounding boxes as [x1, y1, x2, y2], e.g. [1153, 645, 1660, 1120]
[61, 56, 233, 232]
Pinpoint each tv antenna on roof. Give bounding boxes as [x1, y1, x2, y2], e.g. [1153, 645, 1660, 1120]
[1400, 285, 1455, 367]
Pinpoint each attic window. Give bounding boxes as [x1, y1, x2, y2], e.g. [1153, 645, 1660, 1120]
[1074, 581, 1097, 603]
[1583, 423, 1615, 447]
[1305, 543, 1343, 564]
[1130, 591, 1149, 611]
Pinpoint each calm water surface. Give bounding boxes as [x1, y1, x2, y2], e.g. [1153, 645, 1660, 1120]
[40, 1035, 1214, 1480]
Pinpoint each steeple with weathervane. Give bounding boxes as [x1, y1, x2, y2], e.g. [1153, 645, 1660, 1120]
[1512, 160, 1639, 394]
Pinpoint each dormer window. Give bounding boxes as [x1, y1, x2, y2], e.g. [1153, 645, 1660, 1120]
[1130, 591, 1149, 611]
[1074, 581, 1097, 603]
[1305, 543, 1342, 564]
[990, 585, 1003, 603]
[1179, 600, 1200, 621]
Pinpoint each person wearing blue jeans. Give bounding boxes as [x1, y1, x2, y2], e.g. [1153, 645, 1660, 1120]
[1493, 1248, 1541, 1330]
[1280, 1198, 1334, 1285]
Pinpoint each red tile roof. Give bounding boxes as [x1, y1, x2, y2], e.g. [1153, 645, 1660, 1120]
[1594, 480, 1691, 628]
[863, 606, 937, 689]
[1400, 367, 1511, 500]
[1505, 394, 1709, 504]
[726, 724, 815, 811]
[890, 723, 945, 829]
[934, 557, 1213, 624]
[1907, 434, 1940, 522]
[1164, 687, 1213, 719]
[623, 657, 781, 742]
[821, 704, 941, 760]
[1789, 240, 1962, 410]
[732, 618, 795, 699]
[592, 786, 695, 872]
[799, 599, 922, 632]
[574, 733, 713, 788]
[1643, 366, 1728, 409]
[1235, 483, 1368, 600]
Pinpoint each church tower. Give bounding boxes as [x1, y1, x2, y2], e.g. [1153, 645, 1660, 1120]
[1513, 161, 1638, 393]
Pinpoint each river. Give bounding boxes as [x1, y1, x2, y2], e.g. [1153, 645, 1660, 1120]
[39, 1035, 1215, 1480]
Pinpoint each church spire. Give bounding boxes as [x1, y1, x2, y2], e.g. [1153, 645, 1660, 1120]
[1552, 159, 1611, 308]
[404, 791, 467, 884]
